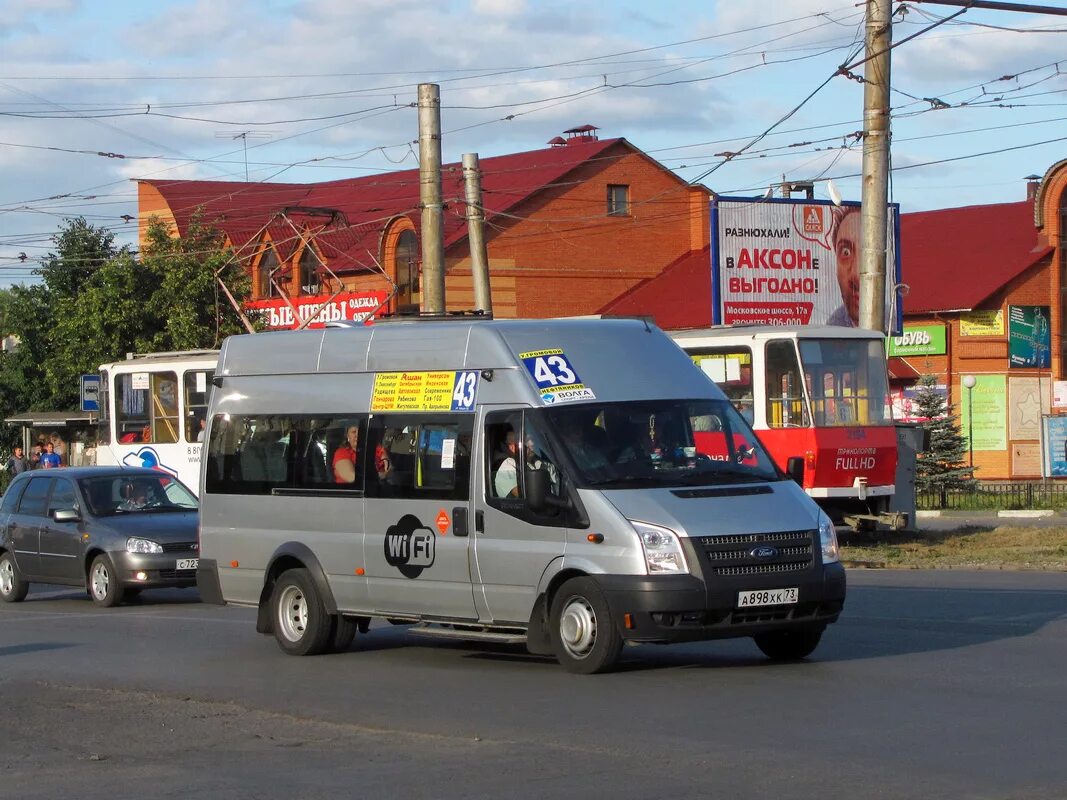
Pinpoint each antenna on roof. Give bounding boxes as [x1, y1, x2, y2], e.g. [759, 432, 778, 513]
[215, 130, 275, 181]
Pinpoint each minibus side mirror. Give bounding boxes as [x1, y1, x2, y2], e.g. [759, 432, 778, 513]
[525, 467, 570, 514]
[786, 456, 805, 485]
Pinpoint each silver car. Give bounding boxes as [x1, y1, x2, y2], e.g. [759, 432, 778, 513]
[0, 467, 199, 607]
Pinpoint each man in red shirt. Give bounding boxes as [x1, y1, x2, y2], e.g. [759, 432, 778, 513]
[332, 424, 361, 484]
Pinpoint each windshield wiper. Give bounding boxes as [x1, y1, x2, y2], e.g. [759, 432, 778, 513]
[680, 468, 771, 484]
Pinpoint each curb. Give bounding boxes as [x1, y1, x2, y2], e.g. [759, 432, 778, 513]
[997, 509, 1055, 518]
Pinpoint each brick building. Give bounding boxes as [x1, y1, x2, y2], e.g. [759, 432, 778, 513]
[137, 127, 710, 324]
[891, 161, 1067, 480]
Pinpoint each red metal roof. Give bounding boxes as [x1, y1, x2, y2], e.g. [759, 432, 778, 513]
[901, 200, 1052, 314]
[597, 245, 712, 330]
[142, 138, 627, 274]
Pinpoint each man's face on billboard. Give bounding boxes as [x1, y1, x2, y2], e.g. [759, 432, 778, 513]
[834, 211, 861, 323]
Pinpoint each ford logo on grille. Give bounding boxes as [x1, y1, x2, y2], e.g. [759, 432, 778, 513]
[750, 546, 779, 560]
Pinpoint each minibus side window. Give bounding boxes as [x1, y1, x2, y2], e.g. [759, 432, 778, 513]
[365, 415, 471, 501]
[205, 414, 369, 495]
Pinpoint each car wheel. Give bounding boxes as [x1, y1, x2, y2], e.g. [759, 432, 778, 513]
[549, 577, 622, 674]
[754, 626, 824, 661]
[271, 568, 332, 656]
[328, 615, 359, 653]
[0, 552, 29, 603]
[88, 554, 124, 607]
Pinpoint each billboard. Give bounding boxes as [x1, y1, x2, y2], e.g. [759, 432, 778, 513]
[1008, 305, 1051, 368]
[711, 198, 901, 329]
[960, 375, 1007, 452]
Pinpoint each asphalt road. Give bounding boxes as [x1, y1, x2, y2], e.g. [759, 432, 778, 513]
[2, 570, 1066, 800]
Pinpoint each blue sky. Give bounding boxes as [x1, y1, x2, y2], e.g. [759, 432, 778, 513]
[2, 0, 1066, 287]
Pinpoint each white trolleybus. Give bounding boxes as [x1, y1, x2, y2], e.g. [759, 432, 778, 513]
[96, 350, 219, 492]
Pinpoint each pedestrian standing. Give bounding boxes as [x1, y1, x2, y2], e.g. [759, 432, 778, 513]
[5, 445, 31, 476]
[39, 441, 62, 469]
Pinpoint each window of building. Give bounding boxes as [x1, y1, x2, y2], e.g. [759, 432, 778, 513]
[257, 246, 281, 299]
[183, 369, 215, 443]
[296, 245, 321, 296]
[607, 184, 630, 217]
[395, 229, 418, 309]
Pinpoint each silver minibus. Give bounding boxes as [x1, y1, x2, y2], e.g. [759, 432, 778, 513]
[197, 317, 845, 673]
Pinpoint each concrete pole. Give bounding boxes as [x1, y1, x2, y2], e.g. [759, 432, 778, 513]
[418, 83, 445, 314]
[462, 153, 493, 314]
[859, 0, 892, 333]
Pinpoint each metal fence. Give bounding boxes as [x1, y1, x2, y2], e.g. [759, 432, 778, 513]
[918, 482, 1067, 510]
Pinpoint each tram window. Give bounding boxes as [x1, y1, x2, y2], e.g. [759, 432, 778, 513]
[184, 369, 215, 442]
[688, 347, 754, 422]
[765, 341, 810, 428]
[115, 370, 179, 443]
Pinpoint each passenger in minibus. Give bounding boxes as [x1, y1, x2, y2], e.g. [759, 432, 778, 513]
[333, 424, 361, 484]
[493, 429, 520, 498]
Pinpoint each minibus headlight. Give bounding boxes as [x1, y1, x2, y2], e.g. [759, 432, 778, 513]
[631, 521, 689, 575]
[818, 512, 840, 564]
[127, 537, 163, 554]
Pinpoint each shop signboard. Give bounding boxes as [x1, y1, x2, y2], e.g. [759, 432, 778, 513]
[1008, 305, 1051, 368]
[959, 309, 1004, 337]
[1042, 415, 1067, 477]
[711, 198, 901, 329]
[887, 325, 946, 357]
[960, 375, 1007, 452]
[245, 290, 388, 330]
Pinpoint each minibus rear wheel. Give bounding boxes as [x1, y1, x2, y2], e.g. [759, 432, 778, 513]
[272, 568, 333, 656]
[753, 626, 823, 661]
[549, 577, 622, 674]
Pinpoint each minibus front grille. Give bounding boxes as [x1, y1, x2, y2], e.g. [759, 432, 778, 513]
[698, 529, 815, 576]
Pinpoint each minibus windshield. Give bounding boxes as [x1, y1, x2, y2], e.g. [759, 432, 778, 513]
[544, 399, 780, 489]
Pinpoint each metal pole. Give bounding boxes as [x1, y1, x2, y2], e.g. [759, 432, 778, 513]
[967, 386, 974, 468]
[418, 83, 445, 314]
[462, 153, 493, 314]
[858, 0, 892, 332]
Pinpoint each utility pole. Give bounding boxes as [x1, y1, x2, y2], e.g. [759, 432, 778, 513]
[462, 153, 493, 315]
[418, 83, 445, 314]
[859, 0, 892, 333]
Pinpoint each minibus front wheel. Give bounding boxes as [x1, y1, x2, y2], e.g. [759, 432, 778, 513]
[549, 577, 622, 674]
[271, 568, 333, 656]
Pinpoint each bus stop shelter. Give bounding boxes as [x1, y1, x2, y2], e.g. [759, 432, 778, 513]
[4, 410, 98, 467]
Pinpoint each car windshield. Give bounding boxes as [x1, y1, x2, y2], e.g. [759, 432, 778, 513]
[544, 399, 780, 489]
[79, 474, 199, 516]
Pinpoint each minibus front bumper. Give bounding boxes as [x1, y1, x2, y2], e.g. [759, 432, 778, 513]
[594, 561, 846, 644]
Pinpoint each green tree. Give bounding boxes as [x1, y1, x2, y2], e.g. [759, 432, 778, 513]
[137, 215, 254, 352]
[2, 214, 256, 428]
[914, 373, 977, 492]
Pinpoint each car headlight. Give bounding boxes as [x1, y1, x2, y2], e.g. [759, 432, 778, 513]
[127, 537, 163, 554]
[631, 521, 689, 575]
[818, 511, 840, 564]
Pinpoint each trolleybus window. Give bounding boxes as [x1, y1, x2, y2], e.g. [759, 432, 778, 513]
[765, 341, 810, 428]
[98, 369, 111, 445]
[116, 370, 180, 443]
[183, 369, 215, 442]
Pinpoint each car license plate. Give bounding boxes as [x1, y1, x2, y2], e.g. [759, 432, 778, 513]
[176, 558, 199, 571]
[737, 588, 798, 608]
